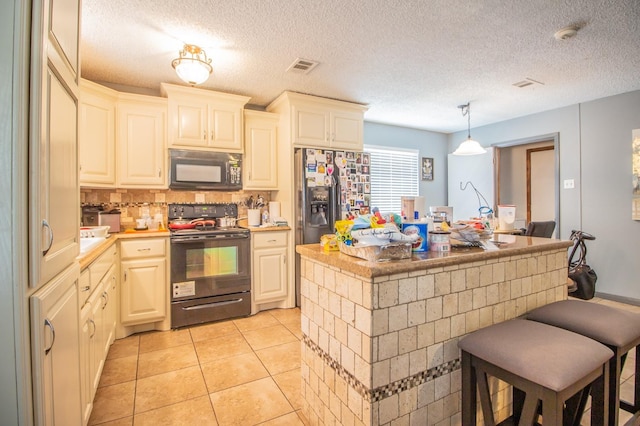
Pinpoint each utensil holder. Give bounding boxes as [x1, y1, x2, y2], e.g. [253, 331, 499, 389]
[248, 209, 261, 226]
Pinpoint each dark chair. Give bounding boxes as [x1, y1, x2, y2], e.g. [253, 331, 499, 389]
[459, 319, 611, 425]
[524, 220, 556, 237]
[527, 300, 640, 425]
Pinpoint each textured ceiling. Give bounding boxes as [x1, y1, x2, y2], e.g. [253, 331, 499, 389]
[80, 0, 640, 133]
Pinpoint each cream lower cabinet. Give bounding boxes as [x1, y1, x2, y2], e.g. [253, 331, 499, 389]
[120, 238, 167, 325]
[31, 263, 82, 426]
[252, 231, 288, 313]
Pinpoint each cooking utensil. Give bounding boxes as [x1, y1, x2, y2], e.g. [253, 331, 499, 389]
[168, 218, 205, 230]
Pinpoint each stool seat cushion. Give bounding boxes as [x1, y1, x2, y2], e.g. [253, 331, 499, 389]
[527, 300, 640, 348]
[458, 319, 612, 392]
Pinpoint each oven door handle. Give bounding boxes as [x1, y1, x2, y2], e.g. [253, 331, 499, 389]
[171, 234, 249, 243]
[181, 298, 244, 310]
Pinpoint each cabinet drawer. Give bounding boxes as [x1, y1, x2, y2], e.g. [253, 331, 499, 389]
[89, 243, 117, 288]
[120, 238, 166, 259]
[253, 232, 287, 249]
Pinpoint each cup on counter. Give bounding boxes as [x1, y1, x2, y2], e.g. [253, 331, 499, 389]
[135, 218, 147, 229]
[248, 209, 261, 227]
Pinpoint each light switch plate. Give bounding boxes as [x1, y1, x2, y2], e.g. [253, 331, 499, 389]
[563, 179, 575, 189]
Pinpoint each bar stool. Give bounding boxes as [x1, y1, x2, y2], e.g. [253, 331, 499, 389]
[459, 319, 612, 425]
[527, 299, 640, 425]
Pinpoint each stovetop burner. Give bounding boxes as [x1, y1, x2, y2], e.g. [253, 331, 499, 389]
[168, 203, 249, 238]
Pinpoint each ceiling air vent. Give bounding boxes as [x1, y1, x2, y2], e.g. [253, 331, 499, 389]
[513, 78, 545, 88]
[286, 58, 319, 74]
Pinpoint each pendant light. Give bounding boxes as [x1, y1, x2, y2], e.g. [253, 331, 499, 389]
[453, 102, 487, 156]
[171, 44, 213, 86]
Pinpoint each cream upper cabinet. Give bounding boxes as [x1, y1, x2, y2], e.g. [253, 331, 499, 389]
[116, 94, 167, 188]
[244, 110, 278, 189]
[79, 79, 117, 187]
[161, 83, 250, 152]
[268, 91, 367, 150]
[30, 65, 80, 288]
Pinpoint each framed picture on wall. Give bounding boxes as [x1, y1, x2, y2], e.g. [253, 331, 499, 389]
[421, 157, 434, 181]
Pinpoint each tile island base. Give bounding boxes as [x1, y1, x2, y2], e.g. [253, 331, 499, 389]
[297, 237, 572, 425]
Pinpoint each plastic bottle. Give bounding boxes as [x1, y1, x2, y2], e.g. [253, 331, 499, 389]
[262, 209, 270, 225]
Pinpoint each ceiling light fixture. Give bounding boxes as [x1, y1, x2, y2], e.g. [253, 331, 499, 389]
[453, 102, 487, 156]
[171, 44, 213, 86]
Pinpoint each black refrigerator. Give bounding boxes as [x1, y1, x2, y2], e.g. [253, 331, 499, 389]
[294, 148, 371, 304]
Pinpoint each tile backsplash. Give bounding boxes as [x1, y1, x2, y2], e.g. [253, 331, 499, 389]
[81, 188, 271, 228]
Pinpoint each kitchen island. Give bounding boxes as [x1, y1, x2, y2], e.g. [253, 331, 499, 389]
[296, 236, 572, 425]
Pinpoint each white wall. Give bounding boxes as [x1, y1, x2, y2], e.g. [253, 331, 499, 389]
[364, 121, 449, 208]
[448, 91, 640, 301]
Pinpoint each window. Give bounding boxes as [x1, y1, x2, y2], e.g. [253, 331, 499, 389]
[364, 145, 419, 214]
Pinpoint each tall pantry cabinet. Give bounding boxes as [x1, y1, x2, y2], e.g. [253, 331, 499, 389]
[29, 0, 82, 424]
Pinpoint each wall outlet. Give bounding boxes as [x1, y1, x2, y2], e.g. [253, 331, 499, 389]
[195, 193, 205, 203]
[563, 179, 575, 189]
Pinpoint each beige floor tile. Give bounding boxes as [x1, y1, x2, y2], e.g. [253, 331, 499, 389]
[106, 336, 139, 360]
[210, 377, 294, 425]
[273, 368, 303, 410]
[243, 324, 298, 350]
[194, 333, 252, 364]
[90, 416, 133, 426]
[269, 308, 301, 324]
[189, 320, 241, 343]
[135, 365, 207, 414]
[282, 321, 303, 340]
[99, 355, 138, 387]
[258, 411, 305, 425]
[137, 343, 198, 378]
[133, 395, 218, 426]
[201, 352, 269, 393]
[139, 329, 192, 354]
[256, 341, 301, 375]
[89, 381, 135, 425]
[233, 310, 280, 332]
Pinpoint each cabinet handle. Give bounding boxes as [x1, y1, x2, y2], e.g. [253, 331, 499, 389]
[44, 318, 55, 355]
[124, 271, 127, 282]
[137, 248, 151, 252]
[42, 219, 54, 256]
[112, 275, 116, 289]
[158, 168, 161, 178]
[88, 319, 96, 338]
[102, 291, 108, 309]
[284, 255, 287, 264]
[267, 239, 277, 243]
[210, 130, 214, 141]
[203, 131, 207, 140]
[81, 285, 90, 292]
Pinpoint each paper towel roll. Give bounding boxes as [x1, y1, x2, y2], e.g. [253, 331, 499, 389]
[269, 201, 281, 219]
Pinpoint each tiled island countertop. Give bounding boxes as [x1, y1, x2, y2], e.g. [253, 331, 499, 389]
[296, 236, 573, 425]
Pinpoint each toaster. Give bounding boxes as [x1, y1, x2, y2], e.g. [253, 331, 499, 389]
[82, 207, 121, 233]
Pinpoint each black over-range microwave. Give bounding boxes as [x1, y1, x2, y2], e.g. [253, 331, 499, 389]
[169, 149, 242, 191]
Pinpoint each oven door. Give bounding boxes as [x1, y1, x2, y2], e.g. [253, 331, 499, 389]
[170, 233, 250, 300]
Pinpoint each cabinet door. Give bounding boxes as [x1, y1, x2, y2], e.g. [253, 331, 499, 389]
[31, 263, 82, 426]
[170, 98, 209, 148]
[117, 100, 166, 187]
[121, 258, 166, 324]
[79, 87, 115, 186]
[46, 0, 79, 81]
[89, 283, 105, 394]
[103, 265, 118, 350]
[79, 301, 93, 426]
[330, 110, 363, 150]
[292, 104, 329, 147]
[210, 105, 243, 151]
[245, 113, 278, 189]
[253, 247, 288, 303]
[31, 67, 79, 288]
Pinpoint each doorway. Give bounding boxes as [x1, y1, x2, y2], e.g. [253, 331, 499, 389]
[496, 137, 558, 234]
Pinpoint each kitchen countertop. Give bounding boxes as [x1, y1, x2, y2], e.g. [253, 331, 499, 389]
[296, 235, 572, 278]
[77, 230, 169, 269]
